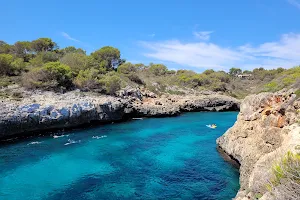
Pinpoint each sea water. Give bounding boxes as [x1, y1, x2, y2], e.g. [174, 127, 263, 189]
[0, 112, 239, 200]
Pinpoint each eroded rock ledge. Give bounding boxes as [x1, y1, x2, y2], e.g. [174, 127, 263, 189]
[0, 88, 239, 139]
[217, 89, 300, 200]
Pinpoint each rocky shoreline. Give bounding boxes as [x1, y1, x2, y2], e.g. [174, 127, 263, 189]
[0, 87, 240, 140]
[217, 89, 300, 200]
[2, 86, 299, 199]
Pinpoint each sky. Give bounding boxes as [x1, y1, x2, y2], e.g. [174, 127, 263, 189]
[1, 0, 300, 72]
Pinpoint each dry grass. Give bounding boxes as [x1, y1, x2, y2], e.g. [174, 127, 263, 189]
[267, 152, 300, 200]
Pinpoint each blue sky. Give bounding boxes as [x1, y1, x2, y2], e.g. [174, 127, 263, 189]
[1, 0, 300, 72]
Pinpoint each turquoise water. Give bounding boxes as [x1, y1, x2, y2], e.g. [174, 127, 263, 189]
[0, 112, 239, 200]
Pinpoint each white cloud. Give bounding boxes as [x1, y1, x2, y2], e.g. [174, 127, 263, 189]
[287, 0, 300, 9]
[193, 31, 214, 41]
[61, 32, 81, 43]
[148, 33, 156, 38]
[140, 33, 300, 71]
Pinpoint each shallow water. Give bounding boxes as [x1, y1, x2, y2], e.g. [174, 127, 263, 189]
[0, 112, 239, 200]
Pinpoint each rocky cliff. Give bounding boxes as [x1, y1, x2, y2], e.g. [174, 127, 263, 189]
[0, 87, 239, 139]
[217, 89, 300, 200]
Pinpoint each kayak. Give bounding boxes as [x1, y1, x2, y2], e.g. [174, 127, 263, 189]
[206, 125, 217, 129]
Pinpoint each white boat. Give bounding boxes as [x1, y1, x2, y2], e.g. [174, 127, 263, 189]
[27, 141, 42, 145]
[92, 135, 107, 139]
[64, 139, 80, 146]
[53, 134, 69, 139]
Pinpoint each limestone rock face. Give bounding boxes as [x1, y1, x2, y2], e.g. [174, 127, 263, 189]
[178, 94, 240, 112]
[217, 90, 300, 199]
[0, 88, 240, 139]
[117, 86, 143, 100]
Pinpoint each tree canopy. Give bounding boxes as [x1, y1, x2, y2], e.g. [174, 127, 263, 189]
[91, 46, 121, 70]
[0, 37, 298, 97]
[31, 38, 57, 52]
[148, 64, 167, 76]
[61, 46, 86, 55]
[60, 53, 90, 74]
[229, 68, 242, 76]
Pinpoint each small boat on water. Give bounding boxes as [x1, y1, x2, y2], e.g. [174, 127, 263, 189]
[64, 139, 80, 146]
[27, 141, 42, 145]
[206, 124, 217, 129]
[132, 118, 143, 120]
[92, 135, 107, 139]
[53, 134, 69, 139]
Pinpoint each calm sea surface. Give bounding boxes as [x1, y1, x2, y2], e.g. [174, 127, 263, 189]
[0, 112, 239, 200]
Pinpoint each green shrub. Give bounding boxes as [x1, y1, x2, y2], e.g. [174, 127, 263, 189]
[29, 52, 60, 67]
[0, 41, 12, 54]
[61, 46, 86, 55]
[203, 69, 215, 75]
[243, 70, 252, 74]
[167, 70, 176, 75]
[209, 71, 230, 83]
[127, 73, 144, 85]
[22, 62, 73, 91]
[175, 70, 197, 85]
[117, 62, 137, 74]
[74, 68, 103, 90]
[0, 55, 27, 76]
[253, 68, 277, 81]
[0, 54, 13, 75]
[60, 53, 89, 74]
[210, 82, 226, 92]
[148, 64, 167, 76]
[100, 74, 122, 95]
[41, 51, 60, 62]
[91, 46, 121, 70]
[11, 58, 27, 75]
[283, 77, 296, 86]
[174, 71, 212, 88]
[29, 54, 44, 67]
[264, 81, 278, 92]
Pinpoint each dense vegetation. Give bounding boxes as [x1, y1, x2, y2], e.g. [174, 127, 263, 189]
[0, 38, 299, 98]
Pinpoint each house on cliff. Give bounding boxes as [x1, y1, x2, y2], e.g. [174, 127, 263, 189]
[236, 73, 253, 79]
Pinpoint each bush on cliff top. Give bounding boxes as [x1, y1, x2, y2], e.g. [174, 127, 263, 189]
[60, 53, 90, 74]
[74, 68, 104, 91]
[0, 54, 26, 76]
[117, 62, 138, 74]
[148, 63, 168, 76]
[1, 37, 300, 95]
[22, 62, 73, 91]
[100, 73, 122, 95]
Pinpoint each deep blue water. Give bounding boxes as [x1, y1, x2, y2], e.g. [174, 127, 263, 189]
[0, 112, 239, 200]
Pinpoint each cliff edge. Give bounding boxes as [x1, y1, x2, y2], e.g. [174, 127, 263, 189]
[0, 87, 239, 139]
[217, 89, 300, 200]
